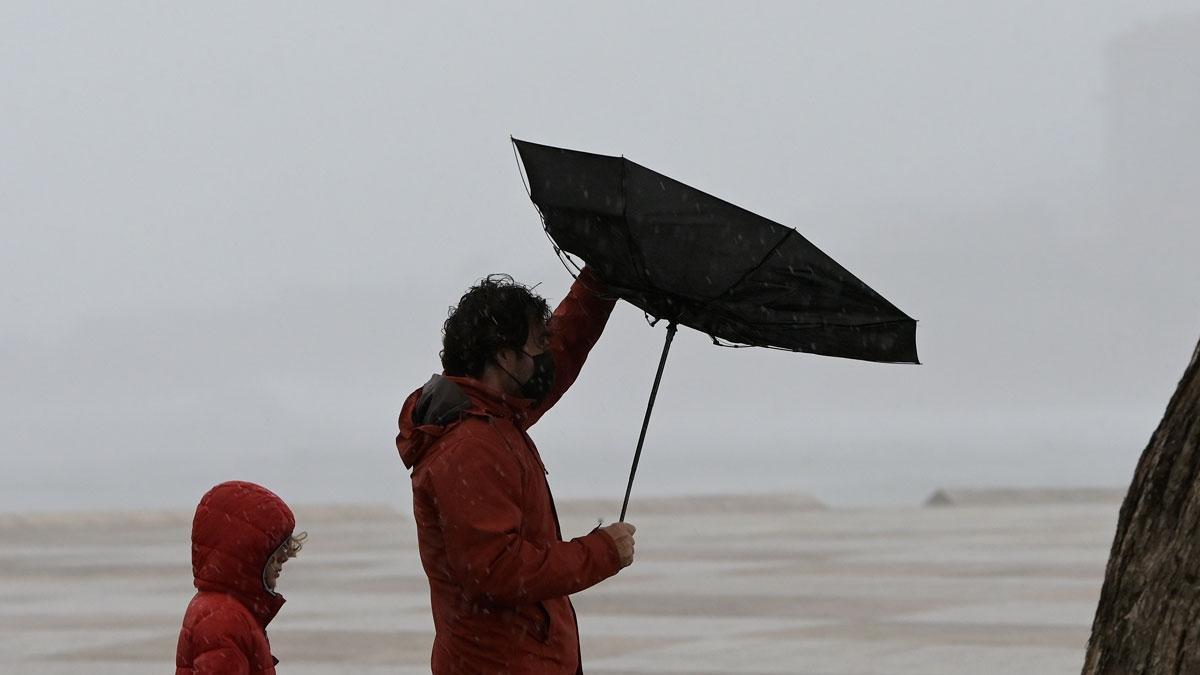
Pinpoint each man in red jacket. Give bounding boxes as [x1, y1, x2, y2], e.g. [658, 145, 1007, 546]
[176, 481, 306, 674]
[397, 266, 636, 674]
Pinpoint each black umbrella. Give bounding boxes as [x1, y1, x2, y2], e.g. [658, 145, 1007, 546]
[512, 138, 918, 520]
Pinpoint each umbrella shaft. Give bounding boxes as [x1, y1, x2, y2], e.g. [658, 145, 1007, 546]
[619, 322, 678, 522]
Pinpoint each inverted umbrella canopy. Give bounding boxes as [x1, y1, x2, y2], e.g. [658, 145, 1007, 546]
[513, 138, 918, 363]
[512, 138, 918, 520]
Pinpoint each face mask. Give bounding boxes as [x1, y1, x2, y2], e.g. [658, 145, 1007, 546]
[518, 350, 556, 402]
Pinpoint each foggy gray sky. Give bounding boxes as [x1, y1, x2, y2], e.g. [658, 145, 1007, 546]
[3, 1, 1199, 512]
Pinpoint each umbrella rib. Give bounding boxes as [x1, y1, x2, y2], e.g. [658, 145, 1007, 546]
[510, 136, 534, 200]
[710, 228, 795, 304]
[618, 158, 655, 302]
[714, 314, 917, 330]
[512, 139, 587, 281]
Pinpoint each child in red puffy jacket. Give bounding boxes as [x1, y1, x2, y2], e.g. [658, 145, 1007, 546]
[175, 481, 306, 674]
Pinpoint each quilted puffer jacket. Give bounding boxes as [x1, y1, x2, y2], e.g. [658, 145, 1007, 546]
[175, 481, 296, 674]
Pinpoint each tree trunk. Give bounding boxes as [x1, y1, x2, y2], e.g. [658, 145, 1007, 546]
[1083, 338, 1200, 674]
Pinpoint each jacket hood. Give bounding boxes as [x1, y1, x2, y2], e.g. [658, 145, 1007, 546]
[191, 481, 296, 627]
[396, 374, 534, 469]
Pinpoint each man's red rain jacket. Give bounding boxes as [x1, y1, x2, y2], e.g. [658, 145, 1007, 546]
[176, 481, 296, 674]
[396, 267, 623, 674]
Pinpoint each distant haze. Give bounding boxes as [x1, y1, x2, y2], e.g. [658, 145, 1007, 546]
[3, 2, 1199, 512]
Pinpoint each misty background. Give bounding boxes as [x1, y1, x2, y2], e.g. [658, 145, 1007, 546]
[3, 2, 1199, 514]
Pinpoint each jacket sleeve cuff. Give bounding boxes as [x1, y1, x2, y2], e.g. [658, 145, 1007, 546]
[576, 265, 613, 299]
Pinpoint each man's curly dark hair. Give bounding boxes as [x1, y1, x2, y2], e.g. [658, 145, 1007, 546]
[440, 274, 552, 378]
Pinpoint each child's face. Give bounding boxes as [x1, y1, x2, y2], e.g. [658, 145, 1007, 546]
[263, 532, 305, 592]
[263, 543, 289, 591]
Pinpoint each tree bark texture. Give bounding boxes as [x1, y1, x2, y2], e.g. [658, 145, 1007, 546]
[1083, 338, 1200, 674]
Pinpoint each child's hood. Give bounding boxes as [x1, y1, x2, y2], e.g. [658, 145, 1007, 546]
[190, 480, 296, 627]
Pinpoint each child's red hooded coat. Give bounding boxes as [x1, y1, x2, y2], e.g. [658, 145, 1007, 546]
[176, 481, 296, 674]
[397, 267, 623, 674]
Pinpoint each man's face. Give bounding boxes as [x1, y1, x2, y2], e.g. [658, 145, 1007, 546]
[497, 317, 550, 390]
[525, 319, 550, 357]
